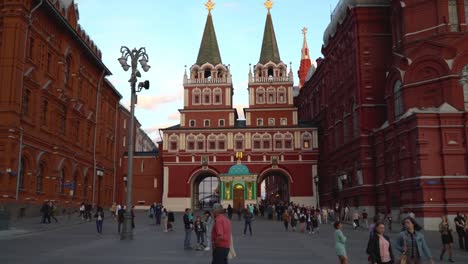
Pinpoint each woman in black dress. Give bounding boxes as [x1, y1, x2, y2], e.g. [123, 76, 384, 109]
[439, 215, 455, 262]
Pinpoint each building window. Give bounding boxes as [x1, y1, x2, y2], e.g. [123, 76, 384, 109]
[449, 0, 459, 32]
[28, 37, 34, 59]
[219, 119, 225, 127]
[274, 134, 283, 149]
[302, 133, 312, 149]
[214, 88, 222, 104]
[256, 88, 265, 104]
[235, 134, 244, 150]
[59, 104, 67, 135]
[123, 119, 127, 129]
[277, 88, 286, 103]
[267, 88, 276, 103]
[170, 141, 177, 151]
[204, 120, 210, 127]
[83, 176, 88, 199]
[217, 135, 226, 150]
[19, 157, 26, 190]
[253, 134, 261, 149]
[197, 135, 205, 151]
[37, 162, 45, 193]
[268, 118, 275, 126]
[41, 99, 48, 126]
[189, 120, 196, 127]
[193, 89, 201, 105]
[187, 140, 195, 151]
[203, 89, 211, 104]
[22, 89, 31, 117]
[280, 118, 287, 126]
[65, 56, 71, 85]
[59, 169, 66, 194]
[394, 80, 404, 117]
[169, 135, 178, 151]
[284, 134, 293, 150]
[257, 118, 264, 126]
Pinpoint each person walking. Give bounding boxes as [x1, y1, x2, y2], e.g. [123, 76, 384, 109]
[95, 206, 104, 235]
[291, 209, 298, 231]
[299, 210, 306, 233]
[161, 208, 168, 232]
[167, 210, 175, 231]
[211, 203, 231, 264]
[312, 212, 319, 234]
[227, 204, 233, 220]
[40, 201, 50, 224]
[282, 210, 290, 231]
[117, 206, 125, 233]
[243, 209, 253, 236]
[334, 221, 348, 264]
[194, 215, 206, 250]
[454, 212, 466, 250]
[110, 203, 117, 219]
[396, 217, 434, 264]
[131, 206, 135, 229]
[204, 211, 214, 251]
[79, 202, 85, 219]
[155, 203, 162, 225]
[439, 215, 455, 262]
[49, 201, 58, 223]
[366, 221, 394, 264]
[183, 208, 194, 250]
[352, 210, 360, 230]
[362, 209, 369, 228]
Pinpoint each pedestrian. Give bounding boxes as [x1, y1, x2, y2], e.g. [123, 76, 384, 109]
[95, 206, 104, 235]
[306, 210, 312, 234]
[161, 208, 168, 232]
[396, 216, 434, 264]
[40, 201, 50, 224]
[194, 215, 206, 250]
[299, 210, 306, 233]
[227, 204, 233, 220]
[243, 209, 253, 236]
[344, 205, 350, 222]
[110, 203, 117, 218]
[334, 221, 348, 264]
[155, 203, 162, 225]
[439, 215, 455, 262]
[291, 209, 298, 231]
[386, 213, 393, 232]
[167, 210, 175, 231]
[312, 212, 319, 234]
[79, 202, 85, 219]
[454, 212, 466, 250]
[282, 210, 290, 231]
[49, 201, 58, 223]
[117, 206, 125, 233]
[352, 210, 360, 230]
[115, 203, 121, 221]
[366, 221, 394, 264]
[204, 211, 214, 251]
[323, 208, 329, 224]
[183, 208, 193, 250]
[211, 203, 231, 264]
[362, 209, 369, 228]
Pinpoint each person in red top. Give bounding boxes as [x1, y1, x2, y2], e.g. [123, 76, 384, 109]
[211, 203, 231, 264]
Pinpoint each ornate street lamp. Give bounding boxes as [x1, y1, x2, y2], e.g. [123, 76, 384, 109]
[314, 175, 320, 208]
[117, 46, 150, 240]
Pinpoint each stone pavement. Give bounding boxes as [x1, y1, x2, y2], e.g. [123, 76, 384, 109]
[0, 212, 467, 264]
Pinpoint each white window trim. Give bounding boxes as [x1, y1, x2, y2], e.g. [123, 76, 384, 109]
[257, 118, 264, 127]
[204, 119, 211, 127]
[268, 118, 275, 126]
[189, 120, 196, 127]
[280, 118, 287, 126]
[218, 119, 225, 127]
[192, 88, 201, 105]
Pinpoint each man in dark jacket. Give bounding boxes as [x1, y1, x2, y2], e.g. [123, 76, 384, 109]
[155, 203, 162, 225]
[117, 207, 125, 233]
[40, 201, 50, 224]
[183, 208, 193, 250]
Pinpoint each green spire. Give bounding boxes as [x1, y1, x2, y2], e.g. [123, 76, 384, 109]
[196, 13, 222, 66]
[259, 11, 281, 64]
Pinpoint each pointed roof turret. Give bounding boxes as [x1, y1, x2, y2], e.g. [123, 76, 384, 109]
[196, 0, 222, 66]
[258, 0, 281, 64]
[301, 27, 310, 60]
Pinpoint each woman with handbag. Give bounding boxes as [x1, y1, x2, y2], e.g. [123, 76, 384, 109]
[396, 217, 434, 264]
[439, 215, 455, 262]
[366, 221, 394, 264]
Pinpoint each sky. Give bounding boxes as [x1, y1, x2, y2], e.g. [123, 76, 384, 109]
[74, 0, 340, 142]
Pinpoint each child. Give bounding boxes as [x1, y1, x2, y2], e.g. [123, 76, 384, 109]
[194, 215, 206, 250]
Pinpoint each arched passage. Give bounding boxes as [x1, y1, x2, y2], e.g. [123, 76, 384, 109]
[192, 172, 220, 210]
[258, 170, 291, 205]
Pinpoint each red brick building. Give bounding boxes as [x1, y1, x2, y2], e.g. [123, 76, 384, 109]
[296, 0, 468, 229]
[0, 0, 128, 216]
[161, 6, 319, 212]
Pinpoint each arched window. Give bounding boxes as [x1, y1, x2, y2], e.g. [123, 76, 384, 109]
[267, 67, 274, 77]
[256, 88, 265, 104]
[252, 134, 261, 149]
[213, 88, 222, 105]
[204, 68, 212, 79]
[37, 162, 45, 193]
[186, 135, 196, 151]
[59, 168, 66, 194]
[284, 133, 293, 150]
[196, 135, 205, 151]
[217, 134, 226, 150]
[83, 175, 88, 199]
[169, 135, 178, 151]
[234, 134, 244, 150]
[208, 135, 217, 150]
[267, 88, 276, 104]
[277, 87, 286, 103]
[394, 80, 403, 117]
[19, 157, 26, 190]
[274, 133, 283, 149]
[193, 88, 201, 105]
[302, 133, 312, 149]
[262, 134, 271, 149]
[448, 0, 459, 32]
[73, 172, 78, 197]
[203, 88, 211, 104]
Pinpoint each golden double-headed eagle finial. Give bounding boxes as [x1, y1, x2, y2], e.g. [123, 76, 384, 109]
[264, 0, 274, 11]
[205, 0, 215, 12]
[302, 27, 308, 36]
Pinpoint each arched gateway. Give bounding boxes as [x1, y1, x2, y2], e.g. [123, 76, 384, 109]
[192, 172, 220, 210]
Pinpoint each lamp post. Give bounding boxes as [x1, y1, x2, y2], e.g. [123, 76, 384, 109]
[314, 175, 319, 209]
[117, 46, 150, 240]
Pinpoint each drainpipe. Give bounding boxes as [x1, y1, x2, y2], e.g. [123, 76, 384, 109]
[92, 70, 106, 207]
[16, 0, 44, 201]
[112, 101, 118, 203]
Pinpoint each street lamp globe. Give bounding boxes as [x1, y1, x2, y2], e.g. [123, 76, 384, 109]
[142, 64, 151, 72]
